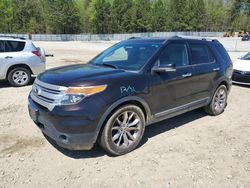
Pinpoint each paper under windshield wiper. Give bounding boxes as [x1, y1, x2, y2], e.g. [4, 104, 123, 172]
[101, 63, 118, 69]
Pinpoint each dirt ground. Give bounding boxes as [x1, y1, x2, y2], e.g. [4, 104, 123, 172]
[0, 40, 250, 188]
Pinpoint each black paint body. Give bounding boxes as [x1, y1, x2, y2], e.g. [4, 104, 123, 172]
[28, 38, 233, 150]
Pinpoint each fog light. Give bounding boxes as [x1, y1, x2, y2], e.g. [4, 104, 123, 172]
[59, 135, 68, 143]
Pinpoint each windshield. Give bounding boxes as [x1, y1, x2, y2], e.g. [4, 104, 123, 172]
[89, 40, 163, 71]
[241, 52, 250, 60]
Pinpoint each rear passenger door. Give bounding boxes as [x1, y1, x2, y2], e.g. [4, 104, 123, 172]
[188, 42, 220, 101]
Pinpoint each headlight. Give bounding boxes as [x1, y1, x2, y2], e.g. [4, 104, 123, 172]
[58, 85, 107, 105]
[59, 94, 85, 105]
[65, 85, 107, 96]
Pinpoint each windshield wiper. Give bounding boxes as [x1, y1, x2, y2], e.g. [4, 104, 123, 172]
[100, 63, 118, 69]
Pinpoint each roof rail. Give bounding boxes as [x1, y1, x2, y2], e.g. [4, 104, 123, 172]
[171, 35, 219, 42]
[0, 35, 26, 40]
[127, 37, 141, 40]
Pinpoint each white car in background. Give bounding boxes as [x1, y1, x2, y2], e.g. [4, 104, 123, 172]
[0, 36, 46, 87]
[232, 52, 250, 85]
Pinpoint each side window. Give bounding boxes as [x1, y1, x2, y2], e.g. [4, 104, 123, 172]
[214, 43, 231, 62]
[103, 47, 128, 62]
[0, 41, 4, 52]
[159, 43, 189, 67]
[5, 41, 25, 52]
[189, 44, 215, 64]
[243, 53, 250, 60]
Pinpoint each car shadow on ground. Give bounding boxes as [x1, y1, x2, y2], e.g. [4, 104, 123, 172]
[44, 134, 107, 159]
[0, 79, 35, 88]
[140, 109, 207, 147]
[233, 83, 250, 88]
[0, 80, 12, 88]
[46, 109, 207, 159]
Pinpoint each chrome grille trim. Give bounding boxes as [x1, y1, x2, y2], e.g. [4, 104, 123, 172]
[30, 78, 67, 111]
[31, 92, 55, 111]
[35, 79, 67, 91]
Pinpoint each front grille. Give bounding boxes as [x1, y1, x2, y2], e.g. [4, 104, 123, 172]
[30, 79, 67, 111]
[234, 70, 250, 76]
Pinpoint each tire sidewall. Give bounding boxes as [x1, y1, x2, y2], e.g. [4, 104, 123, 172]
[8, 68, 31, 87]
[210, 85, 228, 115]
[101, 105, 145, 156]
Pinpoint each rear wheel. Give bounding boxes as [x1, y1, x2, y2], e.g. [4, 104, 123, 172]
[99, 105, 145, 156]
[7, 67, 31, 87]
[204, 85, 228, 116]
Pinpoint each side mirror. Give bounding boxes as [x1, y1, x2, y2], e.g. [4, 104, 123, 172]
[152, 60, 176, 73]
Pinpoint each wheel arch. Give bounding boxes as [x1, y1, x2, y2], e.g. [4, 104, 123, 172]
[94, 96, 152, 143]
[219, 80, 230, 90]
[6, 64, 33, 79]
[213, 77, 231, 94]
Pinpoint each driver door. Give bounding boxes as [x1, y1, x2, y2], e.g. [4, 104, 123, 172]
[150, 42, 195, 117]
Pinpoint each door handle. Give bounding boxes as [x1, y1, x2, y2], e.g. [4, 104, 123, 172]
[182, 73, 192, 78]
[213, 68, 220, 71]
[5, 56, 13, 59]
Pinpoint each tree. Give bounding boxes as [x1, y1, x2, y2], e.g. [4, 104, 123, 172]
[132, 0, 152, 32]
[151, 0, 167, 32]
[0, 0, 14, 33]
[194, 0, 206, 31]
[45, 0, 82, 34]
[230, 0, 250, 31]
[204, 0, 229, 31]
[76, 0, 92, 33]
[0, 0, 249, 34]
[111, 0, 133, 33]
[169, 0, 191, 31]
[89, 0, 112, 34]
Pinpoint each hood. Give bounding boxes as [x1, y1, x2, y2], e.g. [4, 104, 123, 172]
[37, 64, 126, 87]
[233, 60, 250, 72]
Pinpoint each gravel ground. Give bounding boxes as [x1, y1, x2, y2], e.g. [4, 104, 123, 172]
[0, 39, 250, 188]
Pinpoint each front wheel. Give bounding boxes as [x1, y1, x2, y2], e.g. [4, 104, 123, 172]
[204, 85, 228, 116]
[99, 105, 145, 156]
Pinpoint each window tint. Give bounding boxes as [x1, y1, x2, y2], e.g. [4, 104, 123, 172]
[190, 44, 215, 64]
[159, 43, 188, 67]
[91, 41, 162, 71]
[0, 41, 4, 52]
[103, 47, 128, 62]
[214, 43, 231, 63]
[241, 52, 250, 60]
[5, 41, 25, 52]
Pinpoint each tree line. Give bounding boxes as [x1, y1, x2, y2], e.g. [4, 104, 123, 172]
[0, 0, 249, 34]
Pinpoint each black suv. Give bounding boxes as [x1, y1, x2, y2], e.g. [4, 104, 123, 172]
[28, 37, 233, 155]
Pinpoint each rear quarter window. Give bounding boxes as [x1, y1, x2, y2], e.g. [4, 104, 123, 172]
[5, 41, 26, 52]
[0, 41, 4, 52]
[214, 43, 231, 63]
[189, 43, 215, 65]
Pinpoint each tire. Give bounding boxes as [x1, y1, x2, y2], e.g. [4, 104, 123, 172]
[99, 105, 145, 156]
[204, 85, 228, 116]
[7, 67, 31, 87]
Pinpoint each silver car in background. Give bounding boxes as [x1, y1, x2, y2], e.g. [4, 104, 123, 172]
[0, 36, 46, 87]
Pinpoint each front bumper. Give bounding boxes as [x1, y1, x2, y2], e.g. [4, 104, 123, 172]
[28, 96, 97, 150]
[232, 70, 250, 85]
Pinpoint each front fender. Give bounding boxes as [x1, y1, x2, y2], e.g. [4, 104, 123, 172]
[92, 96, 152, 143]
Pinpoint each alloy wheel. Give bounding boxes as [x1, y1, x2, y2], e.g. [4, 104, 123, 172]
[214, 88, 226, 113]
[111, 111, 142, 148]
